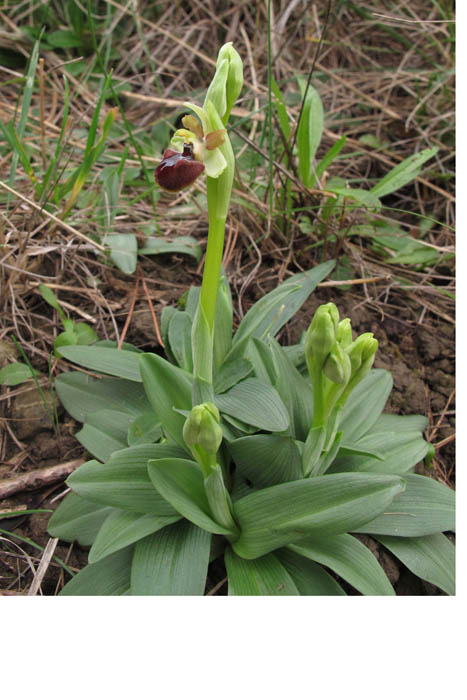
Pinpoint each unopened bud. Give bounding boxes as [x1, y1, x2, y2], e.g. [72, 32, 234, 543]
[183, 402, 223, 457]
[323, 343, 351, 385]
[336, 318, 352, 348]
[305, 303, 339, 373]
[346, 333, 378, 375]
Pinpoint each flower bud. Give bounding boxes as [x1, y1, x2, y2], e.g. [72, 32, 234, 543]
[346, 333, 378, 375]
[183, 402, 223, 457]
[216, 42, 243, 123]
[336, 318, 352, 348]
[323, 343, 351, 385]
[305, 303, 339, 373]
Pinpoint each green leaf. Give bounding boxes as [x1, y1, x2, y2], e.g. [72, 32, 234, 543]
[76, 409, 132, 461]
[167, 311, 193, 372]
[376, 533, 455, 596]
[370, 413, 428, 434]
[215, 378, 290, 432]
[276, 548, 346, 595]
[354, 474, 455, 537]
[328, 187, 381, 212]
[331, 430, 429, 475]
[139, 235, 202, 262]
[213, 271, 233, 369]
[54, 329, 78, 357]
[289, 533, 395, 596]
[106, 234, 137, 274]
[228, 434, 303, 488]
[139, 353, 192, 449]
[225, 548, 300, 595]
[58, 346, 142, 382]
[39, 284, 63, 314]
[338, 369, 393, 442]
[74, 322, 99, 346]
[60, 547, 133, 596]
[370, 147, 438, 198]
[232, 473, 405, 559]
[48, 492, 113, 546]
[131, 521, 211, 595]
[271, 77, 291, 141]
[67, 445, 186, 514]
[127, 412, 162, 446]
[47, 29, 82, 48]
[55, 372, 151, 423]
[268, 338, 314, 440]
[89, 510, 180, 563]
[213, 358, 253, 394]
[147, 458, 234, 535]
[297, 86, 324, 188]
[0, 362, 33, 386]
[231, 261, 335, 350]
[314, 135, 346, 183]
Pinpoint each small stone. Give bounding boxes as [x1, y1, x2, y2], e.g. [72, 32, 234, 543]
[10, 387, 58, 439]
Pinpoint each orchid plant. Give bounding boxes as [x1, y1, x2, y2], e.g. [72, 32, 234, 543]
[48, 44, 455, 596]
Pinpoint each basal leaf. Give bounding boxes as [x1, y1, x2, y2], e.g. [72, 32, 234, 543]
[289, 533, 395, 596]
[48, 492, 113, 546]
[89, 510, 180, 564]
[215, 378, 290, 432]
[147, 457, 234, 535]
[225, 548, 300, 595]
[338, 369, 393, 442]
[76, 409, 132, 461]
[232, 473, 405, 559]
[139, 353, 192, 449]
[354, 474, 455, 537]
[67, 445, 186, 514]
[131, 521, 211, 595]
[376, 533, 455, 596]
[58, 346, 142, 382]
[276, 548, 346, 595]
[228, 434, 303, 488]
[59, 547, 133, 596]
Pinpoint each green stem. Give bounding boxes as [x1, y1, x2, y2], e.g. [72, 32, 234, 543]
[200, 205, 226, 334]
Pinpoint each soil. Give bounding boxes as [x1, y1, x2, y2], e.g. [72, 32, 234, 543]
[0, 249, 455, 596]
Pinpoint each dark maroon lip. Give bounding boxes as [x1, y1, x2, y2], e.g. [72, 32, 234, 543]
[155, 146, 205, 192]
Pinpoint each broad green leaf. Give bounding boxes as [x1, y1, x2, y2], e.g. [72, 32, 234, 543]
[213, 271, 233, 370]
[67, 445, 186, 514]
[246, 336, 277, 385]
[331, 430, 429, 475]
[354, 474, 455, 537]
[107, 234, 137, 274]
[54, 329, 78, 357]
[60, 547, 133, 596]
[89, 510, 180, 563]
[231, 261, 335, 350]
[327, 187, 381, 212]
[371, 413, 428, 433]
[127, 412, 162, 446]
[376, 533, 455, 596]
[58, 346, 142, 382]
[48, 492, 113, 546]
[289, 533, 395, 596]
[370, 147, 438, 198]
[147, 458, 234, 535]
[74, 322, 99, 346]
[297, 86, 324, 188]
[167, 311, 193, 372]
[139, 353, 192, 449]
[47, 29, 82, 48]
[268, 338, 314, 440]
[139, 234, 202, 262]
[225, 548, 299, 595]
[215, 378, 290, 432]
[76, 409, 132, 461]
[213, 358, 253, 394]
[314, 135, 346, 183]
[131, 521, 211, 595]
[0, 362, 33, 386]
[232, 473, 405, 559]
[338, 369, 393, 442]
[276, 548, 346, 595]
[55, 372, 150, 423]
[228, 434, 303, 488]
